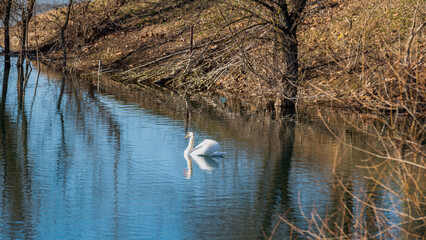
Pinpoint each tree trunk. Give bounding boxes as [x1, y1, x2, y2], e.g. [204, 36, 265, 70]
[18, 0, 36, 67]
[3, 0, 12, 64]
[2, 61, 11, 103]
[60, 32, 67, 68]
[18, 18, 28, 66]
[247, 0, 306, 108]
[60, 0, 73, 69]
[281, 33, 298, 108]
[17, 64, 25, 105]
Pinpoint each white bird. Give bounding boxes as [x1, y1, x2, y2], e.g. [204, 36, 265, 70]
[184, 132, 225, 157]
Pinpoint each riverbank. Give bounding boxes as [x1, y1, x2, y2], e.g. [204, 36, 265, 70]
[1, 0, 424, 111]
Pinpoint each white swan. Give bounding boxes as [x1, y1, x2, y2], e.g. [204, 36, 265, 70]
[184, 132, 225, 157]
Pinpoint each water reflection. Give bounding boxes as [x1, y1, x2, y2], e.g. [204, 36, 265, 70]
[249, 116, 295, 239]
[184, 154, 219, 179]
[0, 59, 128, 239]
[0, 58, 418, 239]
[184, 154, 193, 179]
[192, 155, 219, 172]
[1, 60, 35, 239]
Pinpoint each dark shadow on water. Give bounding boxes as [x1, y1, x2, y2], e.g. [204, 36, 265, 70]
[253, 114, 296, 239]
[0, 60, 35, 239]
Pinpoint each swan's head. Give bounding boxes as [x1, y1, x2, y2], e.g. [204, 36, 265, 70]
[185, 132, 194, 138]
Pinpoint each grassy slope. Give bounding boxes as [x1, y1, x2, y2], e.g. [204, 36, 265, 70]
[1, 0, 424, 109]
[298, 0, 424, 104]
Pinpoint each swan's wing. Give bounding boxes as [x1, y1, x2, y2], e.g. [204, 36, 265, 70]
[191, 139, 220, 156]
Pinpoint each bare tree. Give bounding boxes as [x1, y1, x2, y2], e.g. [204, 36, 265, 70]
[235, 0, 308, 107]
[17, 0, 36, 66]
[60, 0, 73, 69]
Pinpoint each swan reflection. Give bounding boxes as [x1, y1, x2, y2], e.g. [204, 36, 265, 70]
[184, 154, 193, 179]
[184, 154, 219, 179]
[192, 155, 219, 171]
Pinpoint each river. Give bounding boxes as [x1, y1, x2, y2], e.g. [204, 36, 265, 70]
[0, 57, 420, 239]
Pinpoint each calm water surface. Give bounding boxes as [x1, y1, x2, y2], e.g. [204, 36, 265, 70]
[0, 58, 407, 239]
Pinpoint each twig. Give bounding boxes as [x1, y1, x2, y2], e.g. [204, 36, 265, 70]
[404, 0, 425, 66]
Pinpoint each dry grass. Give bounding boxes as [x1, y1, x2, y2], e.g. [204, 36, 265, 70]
[262, 105, 425, 239]
[298, 0, 425, 106]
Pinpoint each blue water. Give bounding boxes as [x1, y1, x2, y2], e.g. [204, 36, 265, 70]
[0, 58, 409, 239]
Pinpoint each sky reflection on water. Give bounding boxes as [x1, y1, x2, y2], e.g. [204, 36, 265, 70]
[0, 58, 410, 239]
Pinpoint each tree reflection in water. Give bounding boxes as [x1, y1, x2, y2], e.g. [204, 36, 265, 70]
[0, 58, 421, 239]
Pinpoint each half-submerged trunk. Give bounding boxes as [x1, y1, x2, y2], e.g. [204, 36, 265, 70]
[18, 0, 36, 67]
[3, 0, 12, 64]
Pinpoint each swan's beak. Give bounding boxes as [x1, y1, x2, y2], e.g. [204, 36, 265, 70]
[185, 134, 190, 138]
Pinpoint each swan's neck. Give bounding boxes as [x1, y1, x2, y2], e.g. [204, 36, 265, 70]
[184, 135, 195, 155]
